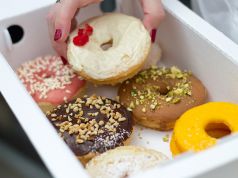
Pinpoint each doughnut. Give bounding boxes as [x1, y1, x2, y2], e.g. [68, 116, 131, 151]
[86, 146, 168, 178]
[17, 55, 86, 112]
[143, 43, 162, 69]
[170, 127, 230, 156]
[171, 102, 238, 156]
[46, 95, 133, 164]
[67, 13, 151, 85]
[170, 134, 181, 156]
[118, 66, 207, 131]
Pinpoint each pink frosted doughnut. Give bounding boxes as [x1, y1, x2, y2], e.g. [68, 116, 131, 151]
[17, 55, 86, 112]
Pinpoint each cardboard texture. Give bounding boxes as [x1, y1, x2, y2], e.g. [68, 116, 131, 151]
[1, 0, 238, 177]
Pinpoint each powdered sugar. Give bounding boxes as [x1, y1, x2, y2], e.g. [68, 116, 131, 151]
[86, 146, 168, 178]
[91, 128, 130, 152]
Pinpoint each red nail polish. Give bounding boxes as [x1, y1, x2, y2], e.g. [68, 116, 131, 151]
[151, 29, 157, 43]
[54, 29, 62, 41]
[60, 56, 68, 65]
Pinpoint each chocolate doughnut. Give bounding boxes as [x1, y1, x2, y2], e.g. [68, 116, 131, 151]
[118, 66, 207, 131]
[46, 95, 133, 164]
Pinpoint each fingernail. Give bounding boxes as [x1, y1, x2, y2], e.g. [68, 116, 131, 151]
[60, 56, 68, 65]
[54, 29, 62, 41]
[151, 29, 157, 43]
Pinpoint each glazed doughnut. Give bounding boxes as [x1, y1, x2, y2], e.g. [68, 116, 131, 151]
[170, 134, 181, 156]
[17, 55, 86, 113]
[170, 123, 231, 156]
[67, 13, 151, 85]
[171, 102, 238, 156]
[86, 146, 168, 178]
[118, 66, 207, 131]
[46, 95, 133, 164]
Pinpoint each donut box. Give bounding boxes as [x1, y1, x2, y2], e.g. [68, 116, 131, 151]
[1, 0, 238, 178]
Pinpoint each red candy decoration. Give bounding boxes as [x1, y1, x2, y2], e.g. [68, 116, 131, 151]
[85, 24, 93, 36]
[78, 29, 84, 36]
[73, 24, 94, 46]
[73, 34, 89, 46]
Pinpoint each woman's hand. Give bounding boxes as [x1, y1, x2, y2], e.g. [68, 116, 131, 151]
[47, 0, 165, 62]
[141, 0, 165, 42]
[47, 0, 102, 62]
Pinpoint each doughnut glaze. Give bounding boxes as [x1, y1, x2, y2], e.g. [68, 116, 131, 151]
[171, 102, 238, 156]
[17, 55, 86, 112]
[118, 66, 207, 130]
[47, 95, 133, 164]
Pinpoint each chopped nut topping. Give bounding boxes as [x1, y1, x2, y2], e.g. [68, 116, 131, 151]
[118, 117, 126, 122]
[163, 134, 170, 142]
[142, 107, 146, 113]
[99, 120, 104, 126]
[47, 95, 130, 145]
[73, 107, 79, 112]
[124, 66, 192, 111]
[51, 113, 57, 117]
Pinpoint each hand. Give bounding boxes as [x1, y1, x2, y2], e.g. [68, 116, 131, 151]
[47, 0, 102, 62]
[47, 0, 165, 62]
[141, 0, 165, 42]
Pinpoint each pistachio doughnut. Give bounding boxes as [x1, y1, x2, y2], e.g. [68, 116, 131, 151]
[86, 146, 168, 178]
[171, 102, 238, 156]
[118, 66, 207, 131]
[67, 13, 151, 85]
[47, 95, 133, 164]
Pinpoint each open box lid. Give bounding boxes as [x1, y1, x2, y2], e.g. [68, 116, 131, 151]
[1, 0, 238, 178]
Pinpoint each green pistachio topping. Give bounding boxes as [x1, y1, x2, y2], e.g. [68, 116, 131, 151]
[125, 66, 192, 111]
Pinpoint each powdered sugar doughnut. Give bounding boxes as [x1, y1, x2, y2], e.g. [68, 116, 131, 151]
[17, 55, 86, 112]
[86, 146, 168, 178]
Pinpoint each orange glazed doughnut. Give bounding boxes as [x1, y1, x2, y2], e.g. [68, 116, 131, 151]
[171, 102, 238, 156]
[170, 128, 231, 156]
[170, 134, 181, 156]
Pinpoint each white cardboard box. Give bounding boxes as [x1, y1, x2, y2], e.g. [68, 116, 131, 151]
[1, 0, 238, 178]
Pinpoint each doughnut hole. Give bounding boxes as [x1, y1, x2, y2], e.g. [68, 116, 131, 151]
[35, 70, 53, 80]
[158, 86, 170, 95]
[100, 39, 113, 51]
[156, 82, 171, 95]
[44, 74, 51, 79]
[205, 122, 231, 139]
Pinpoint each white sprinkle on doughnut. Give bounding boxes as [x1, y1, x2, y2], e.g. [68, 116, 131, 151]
[17, 55, 80, 99]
